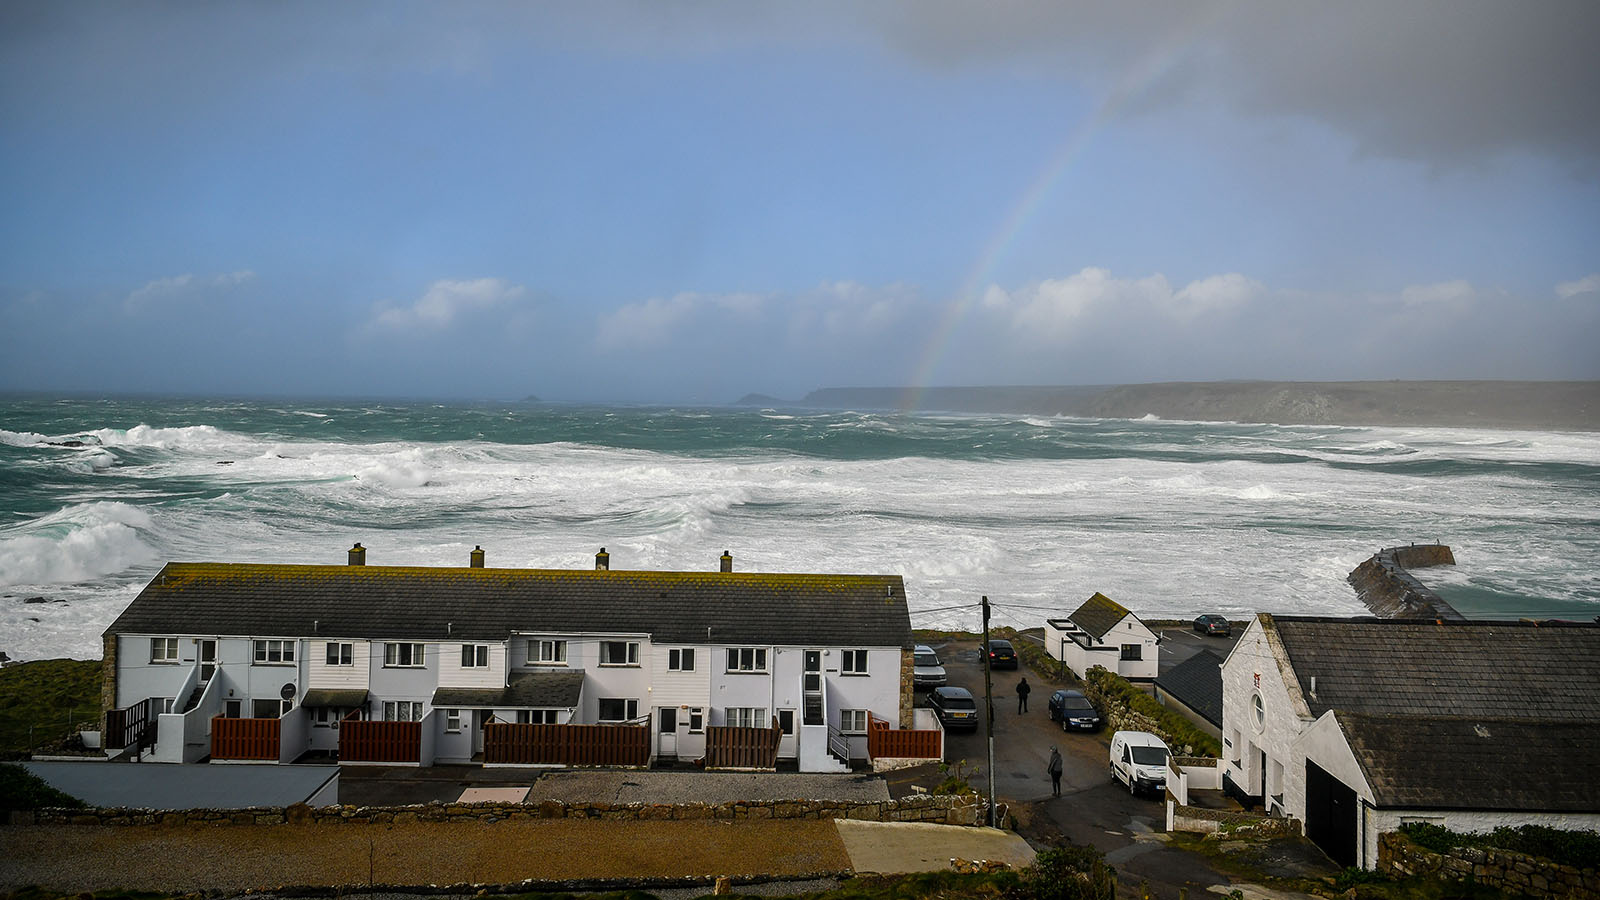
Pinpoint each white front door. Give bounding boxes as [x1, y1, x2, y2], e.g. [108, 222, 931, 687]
[658, 707, 678, 756]
[472, 710, 488, 755]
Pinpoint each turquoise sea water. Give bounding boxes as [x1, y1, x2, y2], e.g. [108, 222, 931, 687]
[2, 394, 1597, 660]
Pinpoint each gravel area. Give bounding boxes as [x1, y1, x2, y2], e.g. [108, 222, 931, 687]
[528, 771, 892, 804]
[0, 819, 853, 893]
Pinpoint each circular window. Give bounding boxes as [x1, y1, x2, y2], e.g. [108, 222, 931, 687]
[1252, 693, 1266, 731]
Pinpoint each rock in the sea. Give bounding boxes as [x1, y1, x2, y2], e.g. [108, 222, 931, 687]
[22, 596, 47, 604]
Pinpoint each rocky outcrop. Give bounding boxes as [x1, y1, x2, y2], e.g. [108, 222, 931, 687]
[1347, 544, 1462, 620]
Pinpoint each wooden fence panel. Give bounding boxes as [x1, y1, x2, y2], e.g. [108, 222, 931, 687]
[105, 698, 159, 751]
[483, 722, 649, 766]
[867, 714, 942, 760]
[341, 719, 421, 763]
[211, 716, 281, 760]
[705, 718, 782, 769]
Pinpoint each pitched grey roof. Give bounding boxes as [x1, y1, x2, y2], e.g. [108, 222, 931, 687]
[106, 563, 913, 649]
[1337, 712, 1600, 811]
[1154, 649, 1223, 727]
[433, 671, 584, 709]
[1267, 616, 1600, 721]
[1068, 592, 1133, 640]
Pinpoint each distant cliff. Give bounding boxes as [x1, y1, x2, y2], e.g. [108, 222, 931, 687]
[796, 381, 1600, 431]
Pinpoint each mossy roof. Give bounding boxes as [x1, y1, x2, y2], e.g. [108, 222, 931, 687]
[1068, 592, 1134, 640]
[106, 562, 913, 648]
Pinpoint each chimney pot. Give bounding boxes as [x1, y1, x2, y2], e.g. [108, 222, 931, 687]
[720, 550, 733, 573]
[470, 545, 485, 568]
[348, 543, 366, 566]
[595, 547, 610, 571]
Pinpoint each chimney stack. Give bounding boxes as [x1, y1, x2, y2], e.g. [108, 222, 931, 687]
[595, 547, 610, 571]
[470, 546, 485, 568]
[348, 543, 366, 566]
[720, 550, 733, 573]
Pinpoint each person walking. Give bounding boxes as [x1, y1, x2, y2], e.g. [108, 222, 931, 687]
[1047, 746, 1064, 796]
[1017, 676, 1031, 713]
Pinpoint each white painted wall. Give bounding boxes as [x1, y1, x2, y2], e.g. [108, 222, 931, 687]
[307, 639, 370, 689]
[1102, 614, 1159, 680]
[1219, 617, 1314, 815]
[437, 641, 507, 688]
[368, 639, 437, 718]
[649, 643, 712, 709]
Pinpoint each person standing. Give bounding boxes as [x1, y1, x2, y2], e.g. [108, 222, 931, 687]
[1017, 676, 1031, 713]
[1047, 746, 1063, 796]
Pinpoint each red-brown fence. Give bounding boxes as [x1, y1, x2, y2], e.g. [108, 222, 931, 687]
[705, 718, 782, 769]
[866, 713, 942, 760]
[483, 721, 650, 766]
[340, 719, 421, 763]
[105, 698, 160, 752]
[211, 715, 281, 760]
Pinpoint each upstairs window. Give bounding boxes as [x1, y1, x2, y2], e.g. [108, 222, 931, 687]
[600, 641, 639, 667]
[668, 648, 695, 671]
[325, 642, 353, 666]
[460, 644, 490, 668]
[840, 649, 869, 675]
[150, 637, 180, 664]
[384, 642, 425, 667]
[530, 639, 567, 665]
[726, 647, 767, 673]
[253, 639, 296, 665]
[1120, 644, 1142, 661]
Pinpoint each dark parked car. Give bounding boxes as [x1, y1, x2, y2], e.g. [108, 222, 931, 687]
[1047, 689, 1103, 731]
[984, 639, 1018, 670]
[927, 686, 980, 731]
[1193, 614, 1231, 636]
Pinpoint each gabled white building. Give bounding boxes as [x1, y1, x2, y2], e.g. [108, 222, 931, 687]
[1044, 592, 1159, 681]
[102, 545, 921, 773]
[1219, 614, 1600, 869]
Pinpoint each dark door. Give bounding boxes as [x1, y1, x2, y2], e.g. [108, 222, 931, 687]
[199, 639, 217, 682]
[1305, 760, 1358, 867]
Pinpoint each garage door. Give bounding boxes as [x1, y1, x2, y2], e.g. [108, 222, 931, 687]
[1305, 760, 1357, 867]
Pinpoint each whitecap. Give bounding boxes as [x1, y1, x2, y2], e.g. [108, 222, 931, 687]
[0, 502, 159, 589]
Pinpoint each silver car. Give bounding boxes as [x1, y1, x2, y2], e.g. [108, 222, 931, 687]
[913, 644, 947, 689]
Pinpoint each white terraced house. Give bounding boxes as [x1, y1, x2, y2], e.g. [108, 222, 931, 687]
[101, 545, 942, 772]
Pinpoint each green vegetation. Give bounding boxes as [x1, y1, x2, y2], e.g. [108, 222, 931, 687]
[1020, 845, 1116, 900]
[0, 658, 103, 755]
[1082, 666, 1221, 758]
[931, 758, 980, 796]
[0, 762, 85, 812]
[1399, 822, 1600, 870]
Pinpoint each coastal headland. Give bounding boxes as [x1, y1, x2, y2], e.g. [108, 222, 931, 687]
[747, 380, 1600, 431]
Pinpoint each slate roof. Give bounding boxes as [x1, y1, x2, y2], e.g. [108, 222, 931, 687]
[1267, 616, 1600, 721]
[1154, 649, 1223, 727]
[1068, 592, 1134, 640]
[432, 671, 585, 709]
[107, 563, 913, 649]
[1337, 712, 1600, 811]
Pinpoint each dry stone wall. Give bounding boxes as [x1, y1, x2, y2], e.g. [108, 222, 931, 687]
[1379, 832, 1598, 900]
[1169, 803, 1302, 839]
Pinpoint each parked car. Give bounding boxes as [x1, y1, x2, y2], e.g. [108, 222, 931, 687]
[913, 644, 947, 689]
[927, 686, 980, 732]
[1193, 614, 1231, 636]
[984, 639, 1018, 670]
[1047, 689, 1102, 731]
[1109, 730, 1171, 797]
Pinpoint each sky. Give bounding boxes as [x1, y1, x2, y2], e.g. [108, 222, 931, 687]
[1, 1, 1597, 404]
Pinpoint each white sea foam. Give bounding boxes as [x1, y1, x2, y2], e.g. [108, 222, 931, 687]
[0, 502, 158, 589]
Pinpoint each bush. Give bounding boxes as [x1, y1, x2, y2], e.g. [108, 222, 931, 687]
[1019, 844, 1116, 900]
[0, 762, 85, 812]
[1083, 667, 1221, 758]
[1398, 822, 1600, 870]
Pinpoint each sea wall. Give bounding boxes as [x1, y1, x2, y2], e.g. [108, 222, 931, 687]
[1378, 832, 1599, 900]
[19, 793, 986, 828]
[1347, 544, 1463, 620]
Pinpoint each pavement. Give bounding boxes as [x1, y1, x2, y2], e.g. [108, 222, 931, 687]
[833, 820, 1036, 874]
[339, 767, 891, 807]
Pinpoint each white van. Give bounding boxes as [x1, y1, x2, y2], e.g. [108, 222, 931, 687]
[1109, 730, 1171, 797]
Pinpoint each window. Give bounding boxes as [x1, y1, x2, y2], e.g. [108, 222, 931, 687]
[529, 639, 567, 664]
[383, 700, 423, 721]
[224, 700, 241, 718]
[1120, 643, 1142, 661]
[1252, 693, 1266, 731]
[516, 709, 559, 724]
[840, 649, 869, 675]
[313, 707, 348, 729]
[384, 642, 425, 667]
[668, 648, 695, 671]
[778, 709, 794, 735]
[598, 698, 638, 721]
[688, 707, 704, 733]
[150, 637, 179, 664]
[725, 706, 768, 728]
[253, 639, 296, 664]
[325, 642, 353, 666]
[460, 644, 489, 668]
[840, 709, 869, 734]
[725, 647, 768, 673]
[252, 699, 281, 718]
[600, 641, 639, 666]
[445, 709, 462, 732]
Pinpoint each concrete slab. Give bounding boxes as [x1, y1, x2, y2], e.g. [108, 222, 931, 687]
[22, 761, 338, 810]
[833, 820, 1035, 874]
[458, 786, 529, 803]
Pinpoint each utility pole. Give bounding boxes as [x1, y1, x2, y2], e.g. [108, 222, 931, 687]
[982, 594, 996, 827]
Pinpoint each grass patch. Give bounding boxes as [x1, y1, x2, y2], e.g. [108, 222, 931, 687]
[0, 658, 103, 755]
[0, 762, 85, 812]
[1083, 666, 1220, 757]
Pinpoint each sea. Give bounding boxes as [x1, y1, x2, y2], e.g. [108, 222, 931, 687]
[2, 395, 1598, 662]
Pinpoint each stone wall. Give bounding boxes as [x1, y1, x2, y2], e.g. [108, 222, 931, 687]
[1347, 544, 1462, 620]
[1169, 802, 1302, 839]
[1080, 668, 1218, 758]
[899, 648, 914, 730]
[1378, 832, 1599, 900]
[22, 793, 986, 829]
